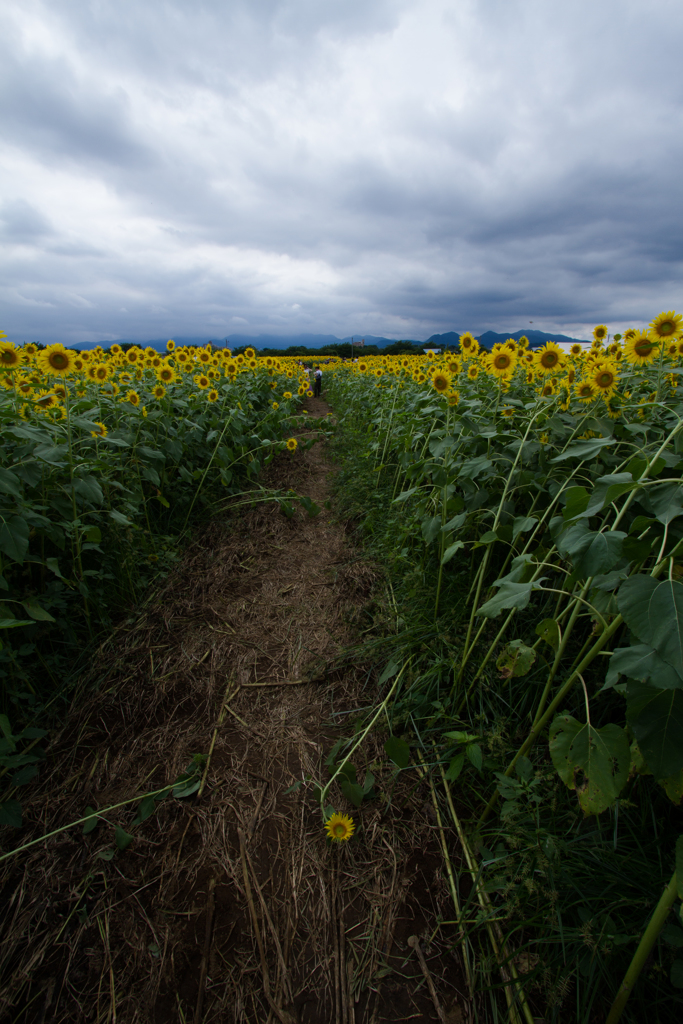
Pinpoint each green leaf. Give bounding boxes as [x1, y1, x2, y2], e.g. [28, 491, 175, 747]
[496, 639, 536, 678]
[441, 541, 464, 565]
[466, 744, 483, 771]
[618, 576, 683, 677]
[339, 779, 365, 807]
[556, 521, 626, 577]
[562, 486, 590, 520]
[0, 468, 23, 499]
[671, 960, 683, 989]
[109, 510, 131, 526]
[550, 437, 615, 462]
[172, 777, 201, 798]
[571, 473, 638, 520]
[132, 794, 161, 825]
[512, 516, 537, 541]
[647, 482, 683, 525]
[626, 679, 683, 778]
[74, 477, 104, 504]
[83, 525, 102, 543]
[94, 850, 116, 861]
[445, 753, 465, 782]
[392, 487, 421, 503]
[458, 455, 493, 480]
[0, 800, 22, 827]
[421, 516, 442, 545]
[21, 599, 56, 623]
[114, 827, 134, 851]
[45, 557, 64, 578]
[0, 714, 15, 748]
[477, 579, 546, 618]
[549, 715, 630, 815]
[677, 837, 683, 900]
[0, 515, 30, 564]
[660, 771, 683, 805]
[536, 618, 560, 650]
[82, 806, 99, 834]
[11, 764, 39, 786]
[605, 644, 683, 690]
[384, 735, 410, 770]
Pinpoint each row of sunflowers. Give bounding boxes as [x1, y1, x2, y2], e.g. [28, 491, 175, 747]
[322, 312, 683, 1019]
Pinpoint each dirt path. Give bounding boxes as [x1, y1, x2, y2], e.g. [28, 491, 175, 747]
[0, 398, 467, 1024]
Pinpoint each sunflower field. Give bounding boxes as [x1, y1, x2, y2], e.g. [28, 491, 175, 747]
[0, 335, 319, 815]
[324, 312, 683, 1022]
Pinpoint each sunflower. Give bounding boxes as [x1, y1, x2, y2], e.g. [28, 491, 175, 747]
[501, 406, 515, 418]
[298, 385, 306, 395]
[307, 389, 314, 398]
[124, 347, 141, 364]
[283, 391, 292, 400]
[624, 330, 660, 365]
[286, 437, 298, 451]
[459, 332, 479, 356]
[467, 364, 479, 381]
[569, 343, 584, 357]
[224, 361, 237, 376]
[207, 389, 219, 402]
[592, 325, 609, 342]
[14, 377, 34, 396]
[539, 382, 555, 398]
[93, 362, 110, 382]
[51, 383, 67, 401]
[244, 347, 256, 360]
[575, 381, 597, 403]
[166, 339, 176, 351]
[431, 370, 451, 393]
[152, 383, 166, 399]
[358, 361, 368, 372]
[504, 338, 517, 352]
[176, 350, 190, 366]
[107, 382, 120, 396]
[272, 401, 279, 410]
[534, 341, 564, 373]
[591, 361, 618, 396]
[197, 350, 211, 364]
[518, 335, 530, 348]
[195, 374, 210, 389]
[447, 391, 460, 406]
[158, 365, 176, 384]
[650, 311, 683, 342]
[23, 343, 38, 356]
[90, 421, 108, 438]
[38, 343, 75, 375]
[325, 812, 355, 843]
[0, 341, 23, 368]
[34, 390, 59, 409]
[489, 350, 516, 377]
[125, 389, 141, 406]
[110, 344, 122, 355]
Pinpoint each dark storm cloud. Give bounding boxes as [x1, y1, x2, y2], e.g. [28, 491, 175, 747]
[1, 0, 682, 344]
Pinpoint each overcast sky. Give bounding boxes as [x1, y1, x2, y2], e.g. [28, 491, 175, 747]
[1, 0, 681, 345]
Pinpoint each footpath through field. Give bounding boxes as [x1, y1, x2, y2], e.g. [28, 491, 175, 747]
[0, 395, 466, 1024]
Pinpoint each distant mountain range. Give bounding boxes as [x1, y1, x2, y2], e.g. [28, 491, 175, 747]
[70, 328, 590, 352]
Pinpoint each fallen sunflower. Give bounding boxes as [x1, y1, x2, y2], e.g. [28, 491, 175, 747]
[325, 812, 355, 843]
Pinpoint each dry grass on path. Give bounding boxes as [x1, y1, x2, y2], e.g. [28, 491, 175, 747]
[0, 397, 467, 1024]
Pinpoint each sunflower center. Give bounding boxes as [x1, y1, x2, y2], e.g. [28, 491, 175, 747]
[660, 322, 674, 335]
[50, 353, 68, 369]
[597, 372, 613, 388]
[635, 340, 654, 357]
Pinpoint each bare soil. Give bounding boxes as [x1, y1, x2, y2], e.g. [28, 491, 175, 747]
[0, 396, 467, 1024]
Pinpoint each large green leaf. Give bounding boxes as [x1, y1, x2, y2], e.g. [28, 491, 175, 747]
[458, 455, 493, 481]
[618, 576, 683, 677]
[549, 715, 630, 815]
[477, 579, 546, 618]
[605, 644, 683, 690]
[550, 437, 615, 462]
[571, 473, 638, 520]
[0, 516, 30, 564]
[647, 482, 683, 525]
[626, 680, 683, 778]
[556, 521, 626, 577]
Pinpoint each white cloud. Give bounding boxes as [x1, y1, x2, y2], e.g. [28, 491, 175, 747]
[0, 0, 681, 344]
